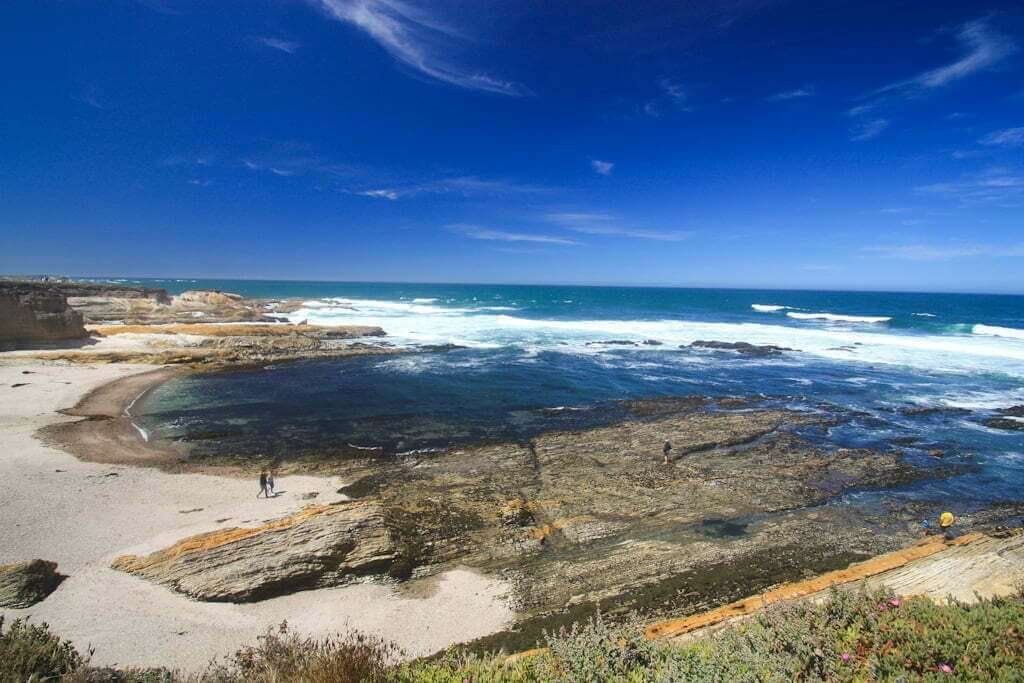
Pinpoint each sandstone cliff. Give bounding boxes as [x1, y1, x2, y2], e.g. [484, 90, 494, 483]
[0, 282, 87, 347]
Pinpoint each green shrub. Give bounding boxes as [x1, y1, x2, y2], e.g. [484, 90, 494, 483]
[393, 588, 1024, 682]
[201, 621, 401, 683]
[0, 616, 88, 682]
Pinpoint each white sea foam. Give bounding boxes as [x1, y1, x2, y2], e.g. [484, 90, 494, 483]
[973, 324, 1024, 341]
[289, 297, 1024, 378]
[751, 304, 787, 312]
[411, 298, 438, 304]
[787, 312, 891, 324]
[913, 313, 936, 317]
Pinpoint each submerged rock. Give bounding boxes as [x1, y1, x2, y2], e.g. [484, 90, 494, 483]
[686, 340, 796, 356]
[112, 501, 397, 602]
[983, 417, 1024, 432]
[0, 559, 65, 608]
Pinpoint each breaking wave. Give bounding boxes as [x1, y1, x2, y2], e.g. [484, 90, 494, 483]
[787, 312, 891, 324]
[751, 304, 789, 312]
[973, 324, 1024, 341]
[289, 297, 1024, 378]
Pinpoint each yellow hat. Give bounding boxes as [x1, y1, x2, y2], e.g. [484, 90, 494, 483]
[939, 512, 954, 528]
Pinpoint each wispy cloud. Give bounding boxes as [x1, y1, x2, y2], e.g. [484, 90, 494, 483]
[767, 86, 813, 101]
[74, 85, 106, 110]
[448, 223, 579, 246]
[642, 78, 693, 117]
[257, 36, 301, 54]
[980, 127, 1024, 147]
[358, 189, 400, 200]
[308, 0, 527, 95]
[864, 242, 1024, 261]
[355, 175, 550, 199]
[916, 168, 1024, 204]
[873, 19, 1015, 98]
[543, 212, 692, 242]
[591, 159, 614, 175]
[850, 118, 889, 141]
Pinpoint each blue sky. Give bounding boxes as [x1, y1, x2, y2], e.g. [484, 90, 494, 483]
[2, 1, 1023, 292]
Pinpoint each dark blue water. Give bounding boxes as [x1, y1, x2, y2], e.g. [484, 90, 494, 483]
[131, 280, 1024, 510]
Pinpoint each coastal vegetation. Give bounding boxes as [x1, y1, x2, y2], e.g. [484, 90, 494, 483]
[4, 588, 1023, 681]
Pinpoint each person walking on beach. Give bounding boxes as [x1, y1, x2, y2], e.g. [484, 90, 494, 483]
[257, 470, 268, 498]
[267, 471, 275, 497]
[663, 440, 673, 465]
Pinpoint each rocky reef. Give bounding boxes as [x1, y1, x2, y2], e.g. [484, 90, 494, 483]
[0, 559, 65, 608]
[0, 282, 87, 348]
[686, 340, 796, 356]
[113, 400, 947, 634]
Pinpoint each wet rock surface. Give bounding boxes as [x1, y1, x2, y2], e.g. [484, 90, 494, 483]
[0, 559, 65, 608]
[983, 417, 1024, 432]
[109, 399, 959, 647]
[112, 501, 397, 602]
[686, 340, 796, 356]
[263, 405, 940, 614]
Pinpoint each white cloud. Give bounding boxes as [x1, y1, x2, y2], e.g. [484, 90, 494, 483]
[850, 118, 889, 141]
[258, 37, 301, 54]
[448, 223, 579, 245]
[864, 243, 1024, 261]
[916, 169, 1024, 204]
[358, 189, 400, 200]
[591, 159, 614, 175]
[980, 127, 1024, 147]
[308, 0, 527, 95]
[543, 212, 692, 242]
[767, 86, 813, 101]
[353, 175, 550, 199]
[874, 19, 1015, 96]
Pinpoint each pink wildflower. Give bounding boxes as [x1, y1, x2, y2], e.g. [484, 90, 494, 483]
[889, 598, 901, 607]
[841, 653, 851, 663]
[939, 664, 953, 674]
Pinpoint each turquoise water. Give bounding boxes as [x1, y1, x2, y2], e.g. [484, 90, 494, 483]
[131, 279, 1024, 512]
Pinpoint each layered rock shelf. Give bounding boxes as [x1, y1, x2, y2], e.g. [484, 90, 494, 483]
[112, 501, 397, 602]
[0, 559, 65, 608]
[113, 401, 950, 630]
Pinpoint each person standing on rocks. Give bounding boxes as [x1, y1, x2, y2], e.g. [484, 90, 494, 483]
[663, 440, 673, 465]
[257, 470, 269, 498]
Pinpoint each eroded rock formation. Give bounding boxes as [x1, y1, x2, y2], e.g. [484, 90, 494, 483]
[0, 283, 87, 347]
[0, 559, 65, 608]
[111, 501, 397, 601]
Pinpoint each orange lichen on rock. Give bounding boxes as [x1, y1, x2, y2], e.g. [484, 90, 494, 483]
[527, 515, 594, 540]
[643, 533, 983, 640]
[111, 502, 365, 572]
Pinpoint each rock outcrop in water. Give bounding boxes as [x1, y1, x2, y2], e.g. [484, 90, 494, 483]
[0, 559, 65, 608]
[0, 283, 87, 347]
[687, 340, 796, 356]
[112, 501, 397, 602]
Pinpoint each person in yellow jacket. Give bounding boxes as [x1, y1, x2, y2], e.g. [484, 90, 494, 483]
[939, 511, 956, 540]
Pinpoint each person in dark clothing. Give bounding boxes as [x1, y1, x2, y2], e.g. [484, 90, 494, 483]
[257, 470, 268, 498]
[663, 440, 672, 464]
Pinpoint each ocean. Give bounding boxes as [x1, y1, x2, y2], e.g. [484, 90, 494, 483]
[121, 279, 1024, 511]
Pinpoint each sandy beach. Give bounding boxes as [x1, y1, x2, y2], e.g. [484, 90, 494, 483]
[0, 361, 513, 671]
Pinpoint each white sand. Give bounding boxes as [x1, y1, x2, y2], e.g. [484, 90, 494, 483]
[0, 362, 513, 671]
